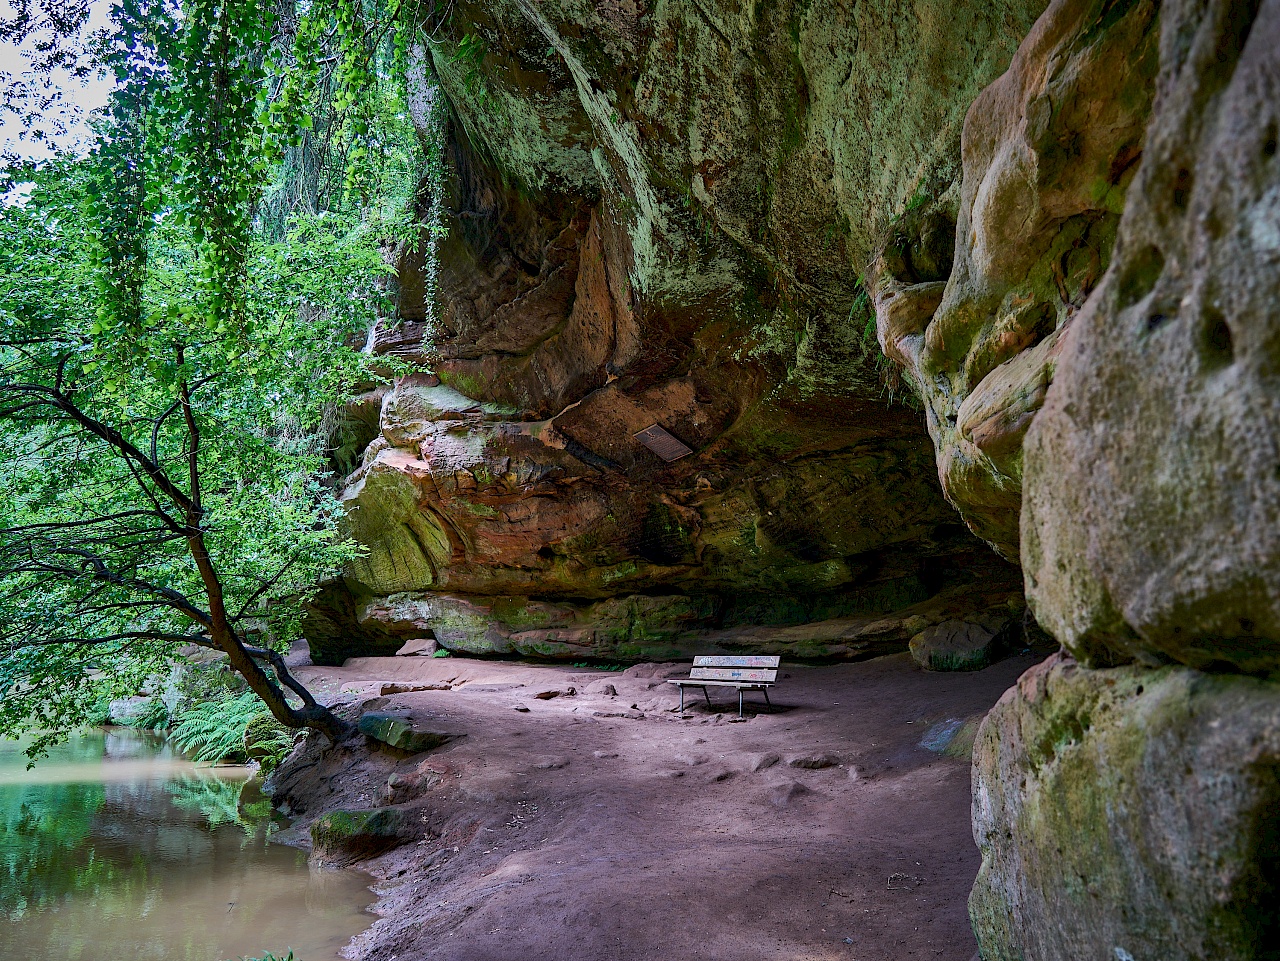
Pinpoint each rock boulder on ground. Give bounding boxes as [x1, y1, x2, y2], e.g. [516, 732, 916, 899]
[909, 618, 1003, 672]
[394, 637, 439, 657]
[310, 808, 417, 864]
[971, 654, 1280, 961]
[358, 712, 454, 754]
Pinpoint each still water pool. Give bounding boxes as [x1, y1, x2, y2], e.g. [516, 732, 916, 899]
[0, 728, 374, 961]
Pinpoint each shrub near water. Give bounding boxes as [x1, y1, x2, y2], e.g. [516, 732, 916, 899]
[170, 689, 294, 767]
[243, 712, 296, 774]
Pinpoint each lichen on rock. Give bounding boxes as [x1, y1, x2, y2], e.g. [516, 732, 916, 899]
[971, 654, 1280, 961]
[306, 0, 1059, 662]
[872, 0, 1160, 558]
[1022, 0, 1280, 672]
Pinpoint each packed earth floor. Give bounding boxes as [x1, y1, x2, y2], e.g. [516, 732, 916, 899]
[272, 650, 1048, 961]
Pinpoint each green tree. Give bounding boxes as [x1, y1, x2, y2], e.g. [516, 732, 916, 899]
[0, 0, 435, 751]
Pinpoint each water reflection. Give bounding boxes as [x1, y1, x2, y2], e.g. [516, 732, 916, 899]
[0, 729, 373, 961]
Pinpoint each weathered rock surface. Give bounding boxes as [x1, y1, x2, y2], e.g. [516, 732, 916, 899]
[310, 807, 418, 864]
[873, 0, 1160, 558]
[965, 2, 1280, 956]
[909, 618, 1003, 672]
[107, 695, 160, 727]
[1023, 0, 1280, 672]
[358, 711, 455, 753]
[971, 654, 1280, 961]
[394, 636, 439, 657]
[322, 357, 1022, 660]
[306, 0, 1055, 661]
[285, 1, 1280, 954]
[328, 574, 1026, 664]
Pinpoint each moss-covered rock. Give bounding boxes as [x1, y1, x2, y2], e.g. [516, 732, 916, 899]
[306, 0, 1049, 663]
[309, 808, 414, 863]
[873, 0, 1159, 558]
[242, 713, 291, 765]
[1022, 0, 1280, 671]
[357, 712, 454, 754]
[908, 618, 1005, 672]
[971, 654, 1280, 960]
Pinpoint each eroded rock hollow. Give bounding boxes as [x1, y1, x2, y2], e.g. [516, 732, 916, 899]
[968, 1, 1280, 958]
[308, 0, 1057, 665]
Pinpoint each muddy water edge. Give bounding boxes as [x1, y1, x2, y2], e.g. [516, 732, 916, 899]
[0, 728, 374, 961]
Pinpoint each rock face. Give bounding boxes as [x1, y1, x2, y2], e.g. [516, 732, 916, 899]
[297, 0, 1280, 955]
[310, 0, 1055, 662]
[873, 0, 1160, 558]
[1022, 0, 1280, 672]
[966, 0, 1280, 956]
[971, 655, 1280, 961]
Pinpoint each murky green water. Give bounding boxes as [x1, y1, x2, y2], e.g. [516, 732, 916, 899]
[0, 728, 374, 961]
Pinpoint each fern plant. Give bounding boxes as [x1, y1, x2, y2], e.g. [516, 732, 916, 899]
[243, 712, 299, 774]
[170, 689, 268, 764]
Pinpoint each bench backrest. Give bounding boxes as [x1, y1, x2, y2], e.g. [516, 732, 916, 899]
[689, 655, 780, 683]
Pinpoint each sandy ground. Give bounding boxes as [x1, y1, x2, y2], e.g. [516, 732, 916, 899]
[270, 650, 1043, 961]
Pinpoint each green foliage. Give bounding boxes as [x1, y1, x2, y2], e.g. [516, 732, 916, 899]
[849, 289, 874, 348]
[0, 158, 380, 753]
[162, 665, 297, 770]
[0, 0, 454, 752]
[120, 697, 172, 731]
[451, 31, 488, 98]
[169, 689, 267, 764]
[0, 737, 108, 920]
[243, 710, 296, 774]
[167, 773, 281, 836]
[904, 188, 932, 214]
[265, 0, 433, 230]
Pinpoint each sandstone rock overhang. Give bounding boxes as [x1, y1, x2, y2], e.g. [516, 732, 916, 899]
[306, 0, 1056, 664]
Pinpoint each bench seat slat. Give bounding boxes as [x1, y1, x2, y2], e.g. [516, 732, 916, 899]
[689, 666, 776, 682]
[667, 678, 773, 688]
[692, 655, 780, 668]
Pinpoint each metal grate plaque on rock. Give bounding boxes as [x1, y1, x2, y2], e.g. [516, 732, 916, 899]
[633, 424, 693, 462]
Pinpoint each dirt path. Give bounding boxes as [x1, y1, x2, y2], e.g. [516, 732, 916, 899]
[272, 651, 1042, 961]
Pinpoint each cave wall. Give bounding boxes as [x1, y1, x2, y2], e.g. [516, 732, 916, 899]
[314, 0, 1059, 663]
[950, 0, 1280, 957]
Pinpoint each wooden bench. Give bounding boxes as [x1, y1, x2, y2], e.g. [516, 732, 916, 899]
[667, 655, 780, 717]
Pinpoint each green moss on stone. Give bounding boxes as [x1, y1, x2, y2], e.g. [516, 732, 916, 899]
[310, 807, 410, 860]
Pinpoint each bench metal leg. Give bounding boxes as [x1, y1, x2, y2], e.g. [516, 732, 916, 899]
[702, 685, 712, 707]
[679, 686, 684, 714]
[739, 689, 744, 718]
[762, 687, 772, 710]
